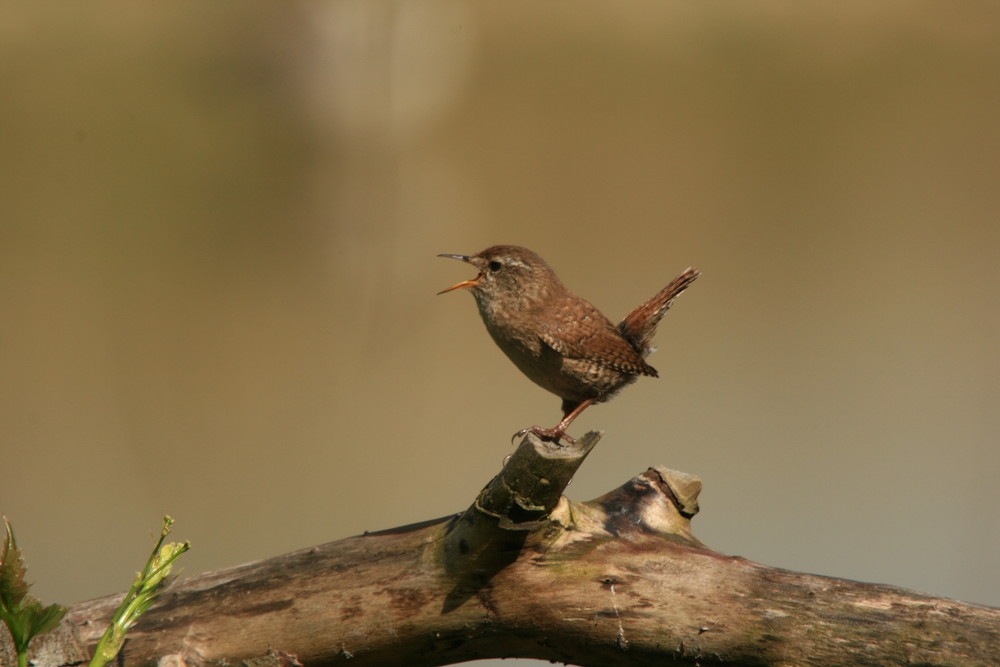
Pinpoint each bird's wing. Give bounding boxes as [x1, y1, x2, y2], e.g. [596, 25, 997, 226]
[540, 300, 658, 377]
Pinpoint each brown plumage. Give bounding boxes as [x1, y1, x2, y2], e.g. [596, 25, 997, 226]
[439, 245, 699, 443]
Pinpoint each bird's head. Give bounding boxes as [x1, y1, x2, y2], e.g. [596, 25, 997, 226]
[437, 245, 560, 310]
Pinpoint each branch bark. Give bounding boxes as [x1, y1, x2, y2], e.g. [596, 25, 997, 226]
[6, 432, 999, 666]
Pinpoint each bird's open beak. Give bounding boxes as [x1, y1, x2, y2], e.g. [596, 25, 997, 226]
[437, 254, 481, 294]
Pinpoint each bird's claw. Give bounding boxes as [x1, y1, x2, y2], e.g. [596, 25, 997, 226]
[511, 426, 576, 446]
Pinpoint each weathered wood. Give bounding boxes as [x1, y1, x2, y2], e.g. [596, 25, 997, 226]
[5, 433, 999, 666]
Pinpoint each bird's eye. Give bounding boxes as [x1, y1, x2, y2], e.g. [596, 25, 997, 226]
[488, 260, 502, 272]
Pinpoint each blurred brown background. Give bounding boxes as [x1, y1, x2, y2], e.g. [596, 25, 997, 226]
[2, 2, 998, 664]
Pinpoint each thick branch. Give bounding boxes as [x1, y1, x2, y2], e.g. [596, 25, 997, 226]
[7, 433, 999, 666]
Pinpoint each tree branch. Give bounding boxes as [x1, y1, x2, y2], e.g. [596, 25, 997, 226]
[5, 432, 999, 666]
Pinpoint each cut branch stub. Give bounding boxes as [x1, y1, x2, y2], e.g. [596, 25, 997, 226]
[474, 430, 602, 528]
[438, 431, 601, 612]
[653, 466, 702, 517]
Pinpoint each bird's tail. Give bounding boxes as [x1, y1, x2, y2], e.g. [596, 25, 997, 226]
[618, 267, 700, 356]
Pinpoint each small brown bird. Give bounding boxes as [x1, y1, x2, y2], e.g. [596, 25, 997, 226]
[438, 245, 699, 443]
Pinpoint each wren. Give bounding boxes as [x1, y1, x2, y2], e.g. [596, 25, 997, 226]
[438, 245, 699, 444]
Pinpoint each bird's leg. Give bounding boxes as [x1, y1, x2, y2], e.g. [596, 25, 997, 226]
[513, 398, 595, 445]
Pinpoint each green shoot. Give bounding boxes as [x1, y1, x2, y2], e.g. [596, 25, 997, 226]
[89, 516, 190, 667]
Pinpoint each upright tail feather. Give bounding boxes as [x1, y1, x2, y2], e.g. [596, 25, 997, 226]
[618, 267, 700, 356]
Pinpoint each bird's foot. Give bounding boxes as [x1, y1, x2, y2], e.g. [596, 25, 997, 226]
[512, 425, 576, 446]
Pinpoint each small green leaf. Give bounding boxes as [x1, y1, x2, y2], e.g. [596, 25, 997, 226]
[29, 600, 68, 637]
[0, 515, 30, 611]
[0, 516, 68, 659]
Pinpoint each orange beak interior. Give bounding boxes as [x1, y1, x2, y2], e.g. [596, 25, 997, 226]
[437, 275, 481, 295]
